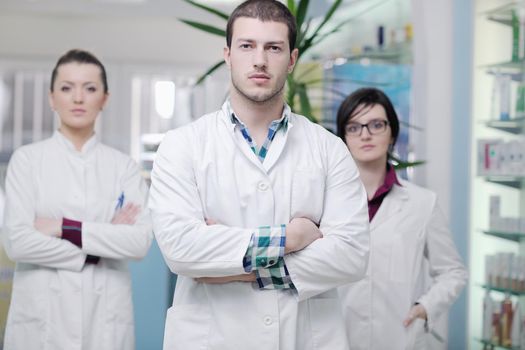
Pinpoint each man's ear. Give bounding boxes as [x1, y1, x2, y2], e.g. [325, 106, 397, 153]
[288, 48, 299, 73]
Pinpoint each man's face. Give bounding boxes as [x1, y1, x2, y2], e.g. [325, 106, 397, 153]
[224, 17, 298, 104]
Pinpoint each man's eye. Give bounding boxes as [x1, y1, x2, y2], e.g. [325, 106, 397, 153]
[240, 44, 251, 49]
[269, 46, 281, 52]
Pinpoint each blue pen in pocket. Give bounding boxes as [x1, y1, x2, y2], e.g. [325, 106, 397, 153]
[115, 191, 125, 211]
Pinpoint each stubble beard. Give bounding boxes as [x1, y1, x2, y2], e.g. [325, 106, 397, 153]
[231, 74, 286, 105]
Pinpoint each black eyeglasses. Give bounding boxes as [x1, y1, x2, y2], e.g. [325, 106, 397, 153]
[344, 119, 389, 137]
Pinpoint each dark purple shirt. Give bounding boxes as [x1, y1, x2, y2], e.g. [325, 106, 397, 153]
[368, 165, 401, 222]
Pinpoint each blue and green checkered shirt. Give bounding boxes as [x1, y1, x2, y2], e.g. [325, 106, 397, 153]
[227, 101, 294, 290]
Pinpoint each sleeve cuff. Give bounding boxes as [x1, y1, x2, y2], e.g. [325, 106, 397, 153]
[242, 225, 286, 272]
[255, 258, 295, 290]
[61, 217, 82, 248]
[85, 255, 100, 265]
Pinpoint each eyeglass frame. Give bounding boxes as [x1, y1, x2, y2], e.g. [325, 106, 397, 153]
[344, 119, 390, 137]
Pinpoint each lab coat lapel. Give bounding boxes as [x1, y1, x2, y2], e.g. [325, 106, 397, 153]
[219, 109, 267, 173]
[262, 120, 293, 173]
[370, 184, 409, 231]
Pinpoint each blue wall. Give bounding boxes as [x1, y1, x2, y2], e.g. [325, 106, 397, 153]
[130, 240, 171, 350]
[449, 0, 473, 348]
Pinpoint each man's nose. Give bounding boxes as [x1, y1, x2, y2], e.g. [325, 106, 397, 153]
[253, 47, 267, 69]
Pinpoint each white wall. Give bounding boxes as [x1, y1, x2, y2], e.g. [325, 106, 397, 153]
[0, 13, 225, 66]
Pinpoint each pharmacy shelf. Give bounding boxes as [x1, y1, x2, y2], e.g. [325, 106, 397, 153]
[483, 230, 525, 242]
[484, 1, 519, 27]
[485, 117, 525, 134]
[481, 284, 525, 296]
[483, 60, 525, 72]
[484, 176, 524, 189]
[476, 338, 520, 350]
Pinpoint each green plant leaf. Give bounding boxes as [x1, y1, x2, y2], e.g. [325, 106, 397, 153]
[390, 154, 425, 169]
[295, 0, 310, 35]
[307, 0, 343, 43]
[287, 0, 296, 16]
[286, 75, 297, 110]
[195, 60, 226, 85]
[297, 83, 316, 122]
[296, 18, 312, 51]
[179, 19, 226, 37]
[182, 0, 229, 20]
[399, 120, 424, 131]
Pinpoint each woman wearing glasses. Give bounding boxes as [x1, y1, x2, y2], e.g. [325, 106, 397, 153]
[336, 87, 467, 349]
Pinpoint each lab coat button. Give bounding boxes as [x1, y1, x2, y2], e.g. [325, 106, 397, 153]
[263, 316, 273, 326]
[257, 182, 269, 192]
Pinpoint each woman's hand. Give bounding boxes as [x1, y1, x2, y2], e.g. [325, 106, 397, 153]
[403, 303, 428, 327]
[111, 203, 141, 225]
[34, 217, 62, 237]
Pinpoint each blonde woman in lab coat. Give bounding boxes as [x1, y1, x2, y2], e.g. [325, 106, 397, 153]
[2, 49, 152, 350]
[336, 87, 467, 350]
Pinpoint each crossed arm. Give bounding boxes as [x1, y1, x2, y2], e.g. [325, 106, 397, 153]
[195, 217, 322, 284]
[34, 203, 141, 238]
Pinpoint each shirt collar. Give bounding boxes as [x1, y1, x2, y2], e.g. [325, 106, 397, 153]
[222, 99, 290, 131]
[53, 129, 99, 156]
[369, 163, 401, 203]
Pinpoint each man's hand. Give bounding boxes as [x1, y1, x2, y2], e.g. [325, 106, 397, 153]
[111, 203, 141, 225]
[285, 217, 323, 254]
[195, 272, 256, 284]
[34, 217, 62, 237]
[403, 303, 428, 327]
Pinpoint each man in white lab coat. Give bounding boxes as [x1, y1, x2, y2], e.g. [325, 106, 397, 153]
[149, 1, 370, 349]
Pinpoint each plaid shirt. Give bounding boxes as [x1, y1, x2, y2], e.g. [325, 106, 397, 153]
[228, 101, 294, 290]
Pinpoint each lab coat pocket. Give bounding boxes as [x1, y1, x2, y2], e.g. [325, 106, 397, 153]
[163, 304, 211, 350]
[291, 169, 325, 224]
[4, 290, 47, 350]
[405, 318, 426, 350]
[308, 298, 348, 350]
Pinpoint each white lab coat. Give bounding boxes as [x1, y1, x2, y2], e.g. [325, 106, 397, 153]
[149, 103, 370, 350]
[2, 131, 153, 350]
[338, 179, 467, 350]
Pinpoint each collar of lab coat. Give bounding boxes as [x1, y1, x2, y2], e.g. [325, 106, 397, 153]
[370, 181, 410, 231]
[219, 100, 294, 133]
[53, 130, 99, 157]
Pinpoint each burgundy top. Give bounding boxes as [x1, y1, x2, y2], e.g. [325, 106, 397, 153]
[367, 165, 401, 222]
[62, 217, 100, 264]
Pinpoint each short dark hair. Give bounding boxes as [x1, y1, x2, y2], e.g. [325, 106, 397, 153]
[226, 0, 297, 53]
[336, 87, 400, 150]
[50, 49, 108, 93]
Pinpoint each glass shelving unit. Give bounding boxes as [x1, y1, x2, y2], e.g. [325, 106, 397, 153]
[485, 117, 525, 134]
[484, 176, 524, 189]
[482, 230, 525, 242]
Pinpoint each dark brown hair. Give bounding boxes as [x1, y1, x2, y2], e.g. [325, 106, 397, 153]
[50, 49, 108, 93]
[336, 87, 400, 150]
[226, 0, 297, 53]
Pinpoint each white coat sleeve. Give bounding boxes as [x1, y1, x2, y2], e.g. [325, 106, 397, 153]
[284, 139, 370, 301]
[2, 149, 87, 271]
[149, 129, 254, 278]
[81, 159, 153, 260]
[415, 201, 468, 331]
